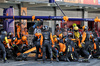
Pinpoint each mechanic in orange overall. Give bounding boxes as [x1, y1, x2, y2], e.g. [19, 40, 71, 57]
[55, 33, 69, 61]
[33, 33, 42, 61]
[52, 35, 59, 62]
[22, 27, 29, 37]
[16, 23, 21, 39]
[79, 26, 91, 60]
[16, 36, 28, 53]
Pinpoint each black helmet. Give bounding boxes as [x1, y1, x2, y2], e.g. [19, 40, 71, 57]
[8, 32, 13, 36]
[90, 34, 94, 39]
[82, 26, 88, 31]
[0, 24, 3, 27]
[1, 31, 7, 36]
[68, 33, 72, 36]
[84, 26, 88, 30]
[94, 38, 98, 42]
[0, 24, 3, 30]
[64, 38, 68, 43]
[85, 26, 88, 30]
[12, 37, 17, 42]
[43, 25, 49, 30]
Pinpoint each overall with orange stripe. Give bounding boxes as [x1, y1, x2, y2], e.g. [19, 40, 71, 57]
[3, 32, 13, 48]
[22, 27, 29, 37]
[15, 36, 28, 46]
[10, 37, 21, 57]
[34, 33, 43, 60]
[14, 36, 28, 53]
[58, 34, 66, 53]
[40, 25, 54, 62]
[63, 35, 79, 61]
[0, 30, 10, 62]
[79, 26, 90, 58]
[15, 23, 21, 39]
[90, 34, 100, 58]
[55, 33, 69, 61]
[52, 35, 59, 62]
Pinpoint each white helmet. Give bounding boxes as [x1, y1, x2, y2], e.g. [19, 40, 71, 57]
[43, 25, 49, 30]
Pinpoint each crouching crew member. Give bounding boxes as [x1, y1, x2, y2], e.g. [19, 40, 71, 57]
[79, 26, 91, 60]
[16, 36, 28, 53]
[52, 35, 59, 62]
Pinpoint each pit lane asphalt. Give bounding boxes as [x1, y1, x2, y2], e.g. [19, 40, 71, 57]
[0, 58, 100, 66]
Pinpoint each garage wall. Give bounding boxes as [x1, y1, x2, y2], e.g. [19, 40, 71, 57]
[14, 9, 19, 16]
[27, 7, 54, 16]
[0, 8, 3, 15]
[27, 10, 54, 16]
[57, 10, 82, 18]
[88, 12, 100, 18]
